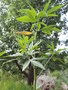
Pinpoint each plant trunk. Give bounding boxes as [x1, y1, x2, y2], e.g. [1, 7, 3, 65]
[28, 63, 34, 85]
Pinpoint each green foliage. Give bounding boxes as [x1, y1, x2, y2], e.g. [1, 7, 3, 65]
[17, 6, 37, 22]
[47, 4, 64, 14]
[51, 69, 68, 90]
[43, 0, 51, 12]
[17, 0, 63, 24]
[0, 0, 67, 89]
[0, 51, 6, 57]
[52, 70, 61, 78]
[0, 74, 32, 90]
[42, 25, 60, 35]
[16, 35, 34, 54]
[16, 1, 64, 72]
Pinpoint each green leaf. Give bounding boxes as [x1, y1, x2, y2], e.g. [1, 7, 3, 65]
[28, 41, 39, 53]
[44, 30, 51, 35]
[29, 5, 37, 18]
[31, 40, 42, 50]
[16, 16, 31, 22]
[31, 57, 45, 61]
[29, 36, 34, 43]
[48, 44, 52, 49]
[19, 9, 30, 14]
[47, 4, 64, 14]
[40, 22, 47, 27]
[47, 14, 58, 17]
[43, 0, 51, 12]
[37, 23, 41, 31]
[52, 27, 60, 32]
[52, 43, 54, 50]
[0, 59, 7, 61]
[19, 4, 37, 19]
[26, 2, 37, 17]
[4, 53, 23, 58]
[2, 59, 16, 65]
[28, 41, 42, 54]
[0, 51, 6, 57]
[25, 10, 36, 20]
[55, 48, 66, 54]
[17, 36, 29, 54]
[48, 43, 54, 51]
[37, 11, 46, 19]
[47, 25, 60, 32]
[28, 41, 33, 50]
[49, 51, 54, 54]
[16, 16, 36, 22]
[19, 8, 36, 18]
[52, 57, 57, 61]
[58, 58, 64, 63]
[31, 60, 45, 70]
[22, 60, 30, 71]
[30, 24, 35, 31]
[42, 25, 60, 34]
[42, 27, 51, 35]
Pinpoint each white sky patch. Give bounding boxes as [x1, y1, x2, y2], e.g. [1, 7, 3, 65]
[60, 12, 68, 21]
[59, 30, 68, 41]
[61, 14, 66, 21]
[57, 12, 68, 51]
[56, 44, 68, 51]
[66, 22, 68, 27]
[66, 12, 68, 20]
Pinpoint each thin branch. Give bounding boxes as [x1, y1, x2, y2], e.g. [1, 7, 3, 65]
[38, 54, 54, 77]
[14, 60, 28, 77]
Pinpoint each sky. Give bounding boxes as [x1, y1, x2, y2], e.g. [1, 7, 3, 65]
[56, 12, 68, 51]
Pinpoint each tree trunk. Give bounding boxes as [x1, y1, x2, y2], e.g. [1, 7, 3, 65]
[14, 60, 34, 85]
[28, 63, 34, 85]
